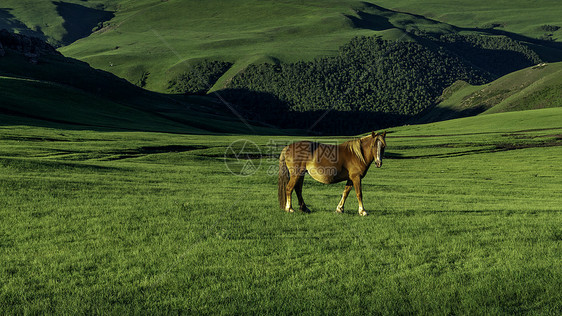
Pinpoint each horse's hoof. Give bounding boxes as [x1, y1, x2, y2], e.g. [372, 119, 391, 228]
[359, 210, 368, 216]
[300, 206, 311, 213]
[286, 208, 296, 213]
[335, 207, 344, 214]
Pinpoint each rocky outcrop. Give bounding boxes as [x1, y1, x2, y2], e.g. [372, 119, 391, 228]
[0, 29, 61, 63]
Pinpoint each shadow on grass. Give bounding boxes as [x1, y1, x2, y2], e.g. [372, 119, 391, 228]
[54, 1, 114, 45]
[0, 8, 46, 41]
[0, 157, 121, 172]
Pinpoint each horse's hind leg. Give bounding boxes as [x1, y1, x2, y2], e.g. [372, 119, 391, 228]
[295, 175, 310, 213]
[285, 168, 307, 213]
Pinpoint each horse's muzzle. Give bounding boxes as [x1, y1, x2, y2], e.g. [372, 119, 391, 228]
[375, 161, 382, 168]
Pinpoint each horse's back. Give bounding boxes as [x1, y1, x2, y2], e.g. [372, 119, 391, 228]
[283, 141, 315, 166]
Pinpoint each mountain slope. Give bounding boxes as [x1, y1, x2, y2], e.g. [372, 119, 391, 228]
[53, 1, 562, 93]
[2, 1, 562, 134]
[0, 76, 205, 133]
[417, 62, 562, 123]
[5, 0, 562, 51]
[0, 31, 276, 134]
[3, 1, 561, 94]
[0, 0, 116, 47]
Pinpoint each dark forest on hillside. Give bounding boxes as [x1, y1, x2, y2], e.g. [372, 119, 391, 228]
[171, 34, 543, 134]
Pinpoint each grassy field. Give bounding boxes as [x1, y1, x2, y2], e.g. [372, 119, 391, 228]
[2, 1, 561, 313]
[1, 107, 561, 313]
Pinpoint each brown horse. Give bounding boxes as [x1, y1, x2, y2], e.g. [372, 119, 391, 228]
[278, 131, 386, 216]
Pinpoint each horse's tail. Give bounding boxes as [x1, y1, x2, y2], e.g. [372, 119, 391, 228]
[278, 148, 289, 210]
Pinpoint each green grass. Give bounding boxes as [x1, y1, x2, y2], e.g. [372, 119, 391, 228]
[419, 61, 562, 123]
[1, 108, 561, 313]
[484, 63, 562, 113]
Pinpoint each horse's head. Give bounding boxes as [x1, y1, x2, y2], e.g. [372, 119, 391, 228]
[371, 131, 387, 168]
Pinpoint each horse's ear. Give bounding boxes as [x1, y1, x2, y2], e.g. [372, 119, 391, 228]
[372, 131, 378, 138]
[382, 131, 387, 138]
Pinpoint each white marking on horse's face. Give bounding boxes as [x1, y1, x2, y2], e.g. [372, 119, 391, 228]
[375, 139, 383, 168]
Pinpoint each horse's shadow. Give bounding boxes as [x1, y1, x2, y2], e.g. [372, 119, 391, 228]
[289, 205, 393, 216]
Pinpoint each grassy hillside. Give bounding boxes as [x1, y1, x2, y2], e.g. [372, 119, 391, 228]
[418, 61, 562, 123]
[0, 36, 281, 134]
[5, 0, 561, 50]
[0, 0, 116, 46]
[59, 0, 383, 91]
[0, 73, 278, 134]
[0, 107, 560, 313]
[3, 1, 562, 128]
[378, 0, 562, 40]
[0, 76, 205, 133]
[49, 0, 562, 92]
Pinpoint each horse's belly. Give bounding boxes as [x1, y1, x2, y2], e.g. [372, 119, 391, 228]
[308, 165, 337, 184]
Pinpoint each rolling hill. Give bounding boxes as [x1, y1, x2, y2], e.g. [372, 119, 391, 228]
[417, 61, 562, 123]
[3, 1, 561, 93]
[60, 1, 562, 93]
[1, 1, 562, 134]
[0, 31, 277, 134]
[0, 0, 116, 46]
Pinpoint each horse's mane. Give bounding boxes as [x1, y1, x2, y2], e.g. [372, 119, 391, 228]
[342, 135, 371, 165]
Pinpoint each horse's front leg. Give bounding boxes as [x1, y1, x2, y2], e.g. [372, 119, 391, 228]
[336, 180, 353, 213]
[351, 176, 367, 216]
